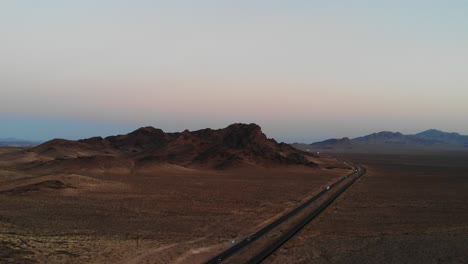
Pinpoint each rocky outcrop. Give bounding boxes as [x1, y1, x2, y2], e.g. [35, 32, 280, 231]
[28, 123, 317, 170]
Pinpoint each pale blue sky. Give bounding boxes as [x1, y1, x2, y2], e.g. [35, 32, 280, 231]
[1, 1, 467, 142]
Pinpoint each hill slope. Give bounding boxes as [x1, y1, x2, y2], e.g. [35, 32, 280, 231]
[18, 123, 318, 171]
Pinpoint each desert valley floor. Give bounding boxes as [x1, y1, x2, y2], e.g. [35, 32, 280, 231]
[0, 146, 349, 264]
[1, 147, 467, 263]
[267, 152, 468, 264]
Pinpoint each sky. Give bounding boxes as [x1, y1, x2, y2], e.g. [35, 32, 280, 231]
[1, 1, 468, 143]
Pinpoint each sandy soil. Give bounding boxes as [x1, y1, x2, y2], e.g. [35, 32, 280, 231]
[0, 153, 350, 263]
[266, 152, 468, 264]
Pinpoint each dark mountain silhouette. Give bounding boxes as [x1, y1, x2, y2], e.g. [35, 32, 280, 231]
[296, 129, 468, 153]
[353, 131, 438, 145]
[415, 129, 468, 146]
[354, 131, 404, 142]
[310, 137, 353, 149]
[25, 123, 317, 171]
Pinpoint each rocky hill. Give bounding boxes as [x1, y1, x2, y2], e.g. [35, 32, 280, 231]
[21, 123, 317, 171]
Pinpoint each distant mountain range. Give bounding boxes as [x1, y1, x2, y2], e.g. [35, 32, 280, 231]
[0, 138, 41, 147]
[293, 129, 468, 153]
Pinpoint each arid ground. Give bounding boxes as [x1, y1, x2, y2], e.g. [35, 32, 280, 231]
[0, 147, 351, 264]
[266, 152, 468, 264]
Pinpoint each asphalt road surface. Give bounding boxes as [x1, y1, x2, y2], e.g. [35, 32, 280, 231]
[204, 164, 366, 264]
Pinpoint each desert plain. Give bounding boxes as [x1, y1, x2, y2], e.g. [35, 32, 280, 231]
[0, 139, 352, 263]
[1, 127, 467, 264]
[267, 152, 468, 264]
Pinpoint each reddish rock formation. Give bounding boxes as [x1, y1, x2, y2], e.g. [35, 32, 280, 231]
[27, 123, 317, 171]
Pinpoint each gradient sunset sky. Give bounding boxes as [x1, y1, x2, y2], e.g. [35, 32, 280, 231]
[2, 1, 467, 142]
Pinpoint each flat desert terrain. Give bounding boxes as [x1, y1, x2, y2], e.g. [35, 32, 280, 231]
[0, 146, 350, 264]
[267, 152, 468, 264]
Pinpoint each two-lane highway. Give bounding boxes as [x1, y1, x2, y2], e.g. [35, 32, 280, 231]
[204, 164, 366, 264]
[249, 165, 366, 263]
